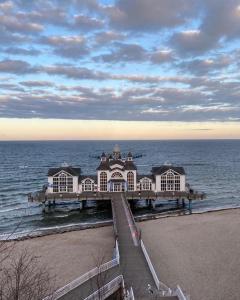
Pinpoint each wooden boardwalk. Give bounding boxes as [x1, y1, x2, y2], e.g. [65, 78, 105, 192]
[112, 193, 178, 299]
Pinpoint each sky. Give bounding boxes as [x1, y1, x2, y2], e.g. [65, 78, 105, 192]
[0, 0, 240, 140]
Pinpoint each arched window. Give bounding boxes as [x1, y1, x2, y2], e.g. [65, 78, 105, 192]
[82, 179, 94, 191]
[53, 172, 73, 192]
[127, 172, 134, 191]
[161, 171, 180, 191]
[140, 178, 152, 190]
[100, 172, 107, 191]
[111, 172, 123, 178]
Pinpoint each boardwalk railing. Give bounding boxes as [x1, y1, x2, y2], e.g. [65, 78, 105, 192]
[121, 195, 139, 246]
[43, 240, 120, 300]
[84, 275, 124, 300]
[174, 285, 188, 300]
[140, 239, 170, 292]
[128, 287, 135, 300]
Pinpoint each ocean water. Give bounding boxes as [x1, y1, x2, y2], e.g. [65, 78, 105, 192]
[0, 140, 240, 236]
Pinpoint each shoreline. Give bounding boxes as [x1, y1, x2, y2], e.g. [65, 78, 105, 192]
[2, 205, 240, 241]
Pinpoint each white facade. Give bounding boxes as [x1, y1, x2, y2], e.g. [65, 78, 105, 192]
[47, 147, 186, 194]
[155, 169, 186, 192]
[47, 170, 79, 194]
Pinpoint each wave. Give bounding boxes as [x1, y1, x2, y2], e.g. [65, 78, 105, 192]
[0, 219, 112, 241]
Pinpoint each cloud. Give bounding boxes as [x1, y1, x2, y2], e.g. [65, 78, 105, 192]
[171, 0, 240, 55]
[0, 59, 37, 74]
[94, 31, 125, 46]
[150, 50, 174, 64]
[73, 14, 104, 31]
[40, 35, 89, 59]
[0, 14, 43, 34]
[3, 47, 41, 56]
[95, 43, 147, 63]
[42, 64, 108, 80]
[178, 56, 232, 75]
[107, 0, 196, 31]
[19, 81, 54, 87]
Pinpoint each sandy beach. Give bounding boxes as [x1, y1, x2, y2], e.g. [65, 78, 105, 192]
[11, 226, 114, 289]
[140, 209, 240, 300]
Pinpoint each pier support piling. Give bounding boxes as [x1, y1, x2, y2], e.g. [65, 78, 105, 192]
[188, 199, 192, 214]
[82, 200, 87, 209]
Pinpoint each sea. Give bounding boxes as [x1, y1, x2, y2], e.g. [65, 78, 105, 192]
[0, 140, 240, 237]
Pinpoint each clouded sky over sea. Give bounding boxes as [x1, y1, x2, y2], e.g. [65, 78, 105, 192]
[0, 0, 240, 140]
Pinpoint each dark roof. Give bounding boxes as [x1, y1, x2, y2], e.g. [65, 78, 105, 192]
[79, 175, 97, 182]
[96, 161, 110, 170]
[137, 174, 154, 181]
[127, 152, 133, 157]
[151, 166, 185, 175]
[96, 158, 137, 171]
[101, 152, 106, 157]
[109, 159, 125, 167]
[48, 167, 81, 177]
[125, 161, 137, 170]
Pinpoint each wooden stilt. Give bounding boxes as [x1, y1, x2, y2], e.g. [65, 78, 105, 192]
[182, 198, 185, 208]
[189, 199, 192, 214]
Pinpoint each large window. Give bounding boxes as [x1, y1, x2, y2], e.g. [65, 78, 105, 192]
[140, 178, 152, 190]
[100, 172, 108, 191]
[160, 171, 180, 191]
[53, 172, 73, 193]
[127, 172, 134, 191]
[82, 179, 94, 191]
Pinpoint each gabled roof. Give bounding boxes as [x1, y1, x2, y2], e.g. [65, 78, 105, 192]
[151, 166, 185, 175]
[48, 167, 81, 177]
[96, 161, 110, 170]
[125, 161, 137, 170]
[137, 174, 154, 181]
[80, 175, 97, 182]
[109, 159, 125, 167]
[96, 158, 137, 171]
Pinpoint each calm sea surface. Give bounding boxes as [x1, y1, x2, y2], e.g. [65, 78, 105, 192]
[0, 140, 240, 235]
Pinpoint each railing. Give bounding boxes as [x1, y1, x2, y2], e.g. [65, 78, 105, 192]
[175, 285, 188, 300]
[121, 195, 139, 246]
[140, 239, 170, 292]
[128, 287, 135, 300]
[43, 240, 120, 300]
[111, 199, 119, 238]
[84, 275, 124, 300]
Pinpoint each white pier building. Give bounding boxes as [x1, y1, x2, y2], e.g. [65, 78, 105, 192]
[46, 145, 186, 195]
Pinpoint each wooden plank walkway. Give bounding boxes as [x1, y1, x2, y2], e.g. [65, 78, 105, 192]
[112, 193, 177, 299]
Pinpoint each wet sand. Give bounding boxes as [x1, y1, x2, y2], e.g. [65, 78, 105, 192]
[12, 226, 114, 289]
[140, 209, 240, 300]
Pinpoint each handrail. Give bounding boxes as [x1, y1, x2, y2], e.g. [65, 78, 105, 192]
[175, 285, 188, 300]
[129, 287, 135, 300]
[111, 199, 119, 239]
[121, 194, 139, 246]
[43, 241, 120, 300]
[140, 239, 170, 292]
[84, 275, 124, 300]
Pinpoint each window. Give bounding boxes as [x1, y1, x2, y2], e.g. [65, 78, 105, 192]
[127, 172, 134, 191]
[100, 172, 107, 191]
[140, 178, 152, 190]
[53, 172, 73, 193]
[160, 171, 181, 191]
[111, 172, 123, 178]
[82, 179, 94, 191]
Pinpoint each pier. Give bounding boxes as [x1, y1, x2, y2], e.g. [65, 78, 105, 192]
[28, 189, 205, 215]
